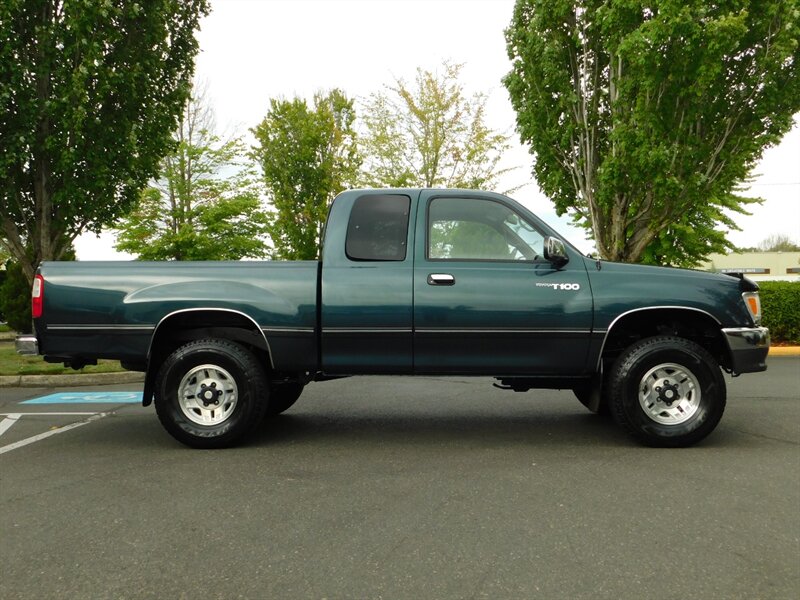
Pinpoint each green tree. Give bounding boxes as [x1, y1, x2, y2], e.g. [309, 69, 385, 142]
[1, 244, 74, 332]
[1, 0, 209, 284]
[360, 61, 513, 190]
[115, 86, 270, 261]
[505, 0, 800, 267]
[252, 90, 360, 260]
[757, 234, 800, 252]
[0, 261, 31, 333]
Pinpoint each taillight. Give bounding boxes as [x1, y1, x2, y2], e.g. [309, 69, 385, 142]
[32, 274, 44, 319]
[742, 291, 761, 326]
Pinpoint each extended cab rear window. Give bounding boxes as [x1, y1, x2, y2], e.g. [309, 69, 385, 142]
[346, 194, 411, 261]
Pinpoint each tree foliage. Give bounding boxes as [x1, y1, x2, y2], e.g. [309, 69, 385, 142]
[115, 86, 269, 261]
[757, 233, 800, 252]
[0, 0, 209, 283]
[505, 0, 800, 266]
[0, 261, 31, 333]
[252, 90, 361, 260]
[360, 61, 513, 191]
[1, 245, 73, 333]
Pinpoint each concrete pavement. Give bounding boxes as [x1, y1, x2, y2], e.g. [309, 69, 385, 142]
[1, 359, 798, 600]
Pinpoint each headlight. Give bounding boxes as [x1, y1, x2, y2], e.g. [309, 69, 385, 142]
[742, 291, 761, 326]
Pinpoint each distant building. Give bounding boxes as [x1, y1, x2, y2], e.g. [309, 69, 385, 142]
[700, 252, 800, 282]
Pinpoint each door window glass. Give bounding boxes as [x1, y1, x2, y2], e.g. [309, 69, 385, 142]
[428, 197, 543, 261]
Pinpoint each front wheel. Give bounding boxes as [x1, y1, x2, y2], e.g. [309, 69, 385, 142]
[154, 338, 269, 448]
[608, 336, 726, 447]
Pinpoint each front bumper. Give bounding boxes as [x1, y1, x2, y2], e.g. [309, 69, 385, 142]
[722, 327, 770, 374]
[15, 335, 39, 356]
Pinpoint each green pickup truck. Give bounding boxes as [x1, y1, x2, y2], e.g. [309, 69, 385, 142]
[17, 189, 769, 448]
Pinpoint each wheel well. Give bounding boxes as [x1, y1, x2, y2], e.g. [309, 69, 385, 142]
[142, 310, 271, 406]
[600, 309, 730, 371]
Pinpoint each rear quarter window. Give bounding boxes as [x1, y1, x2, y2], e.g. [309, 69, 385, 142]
[345, 194, 411, 261]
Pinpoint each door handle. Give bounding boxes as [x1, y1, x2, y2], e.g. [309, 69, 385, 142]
[427, 273, 455, 286]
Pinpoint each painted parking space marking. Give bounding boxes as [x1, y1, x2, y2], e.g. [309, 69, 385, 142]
[2, 392, 142, 454]
[0, 412, 109, 455]
[0, 413, 21, 437]
[21, 392, 142, 404]
[0, 412, 99, 439]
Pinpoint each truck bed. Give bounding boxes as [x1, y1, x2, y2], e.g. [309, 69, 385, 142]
[36, 260, 319, 371]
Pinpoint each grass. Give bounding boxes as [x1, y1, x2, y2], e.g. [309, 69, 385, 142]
[0, 340, 126, 377]
[0, 324, 11, 333]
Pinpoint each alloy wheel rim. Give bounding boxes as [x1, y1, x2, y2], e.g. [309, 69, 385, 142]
[638, 362, 701, 425]
[178, 364, 238, 426]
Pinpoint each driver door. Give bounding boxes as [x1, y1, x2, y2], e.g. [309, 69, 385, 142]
[412, 193, 593, 375]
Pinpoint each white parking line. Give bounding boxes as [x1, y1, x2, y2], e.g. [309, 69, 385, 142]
[0, 412, 99, 438]
[0, 412, 109, 455]
[0, 412, 99, 417]
[0, 413, 21, 437]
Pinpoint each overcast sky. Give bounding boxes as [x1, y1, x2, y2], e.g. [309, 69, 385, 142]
[76, 0, 800, 259]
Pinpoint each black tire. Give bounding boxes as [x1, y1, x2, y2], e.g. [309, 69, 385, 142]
[608, 336, 726, 447]
[264, 382, 304, 418]
[154, 338, 269, 448]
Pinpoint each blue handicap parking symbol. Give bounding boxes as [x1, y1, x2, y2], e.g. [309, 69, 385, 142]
[22, 392, 143, 405]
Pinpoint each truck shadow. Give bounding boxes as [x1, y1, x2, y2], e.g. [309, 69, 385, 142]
[251, 409, 749, 450]
[254, 409, 632, 449]
[91, 406, 743, 450]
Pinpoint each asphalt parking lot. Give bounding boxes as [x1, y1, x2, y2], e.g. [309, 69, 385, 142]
[1, 356, 798, 599]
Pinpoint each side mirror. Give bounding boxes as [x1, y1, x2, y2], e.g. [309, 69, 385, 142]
[544, 236, 569, 268]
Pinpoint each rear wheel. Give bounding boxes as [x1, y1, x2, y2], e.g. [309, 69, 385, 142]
[608, 336, 726, 447]
[154, 338, 268, 448]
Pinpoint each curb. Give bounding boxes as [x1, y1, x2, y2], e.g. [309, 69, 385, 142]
[0, 371, 145, 389]
[768, 346, 800, 356]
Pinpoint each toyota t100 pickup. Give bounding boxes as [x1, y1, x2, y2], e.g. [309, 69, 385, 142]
[17, 189, 769, 448]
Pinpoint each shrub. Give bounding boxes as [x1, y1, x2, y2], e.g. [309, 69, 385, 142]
[759, 281, 800, 344]
[0, 267, 5, 322]
[0, 261, 32, 333]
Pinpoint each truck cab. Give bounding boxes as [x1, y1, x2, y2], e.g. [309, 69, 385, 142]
[321, 189, 593, 376]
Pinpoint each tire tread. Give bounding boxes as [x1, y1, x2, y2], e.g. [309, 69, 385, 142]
[154, 338, 269, 448]
[608, 335, 726, 447]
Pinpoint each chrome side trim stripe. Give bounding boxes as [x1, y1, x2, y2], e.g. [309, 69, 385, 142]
[49, 324, 599, 336]
[322, 328, 592, 334]
[47, 325, 155, 331]
[415, 328, 592, 334]
[323, 328, 412, 334]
